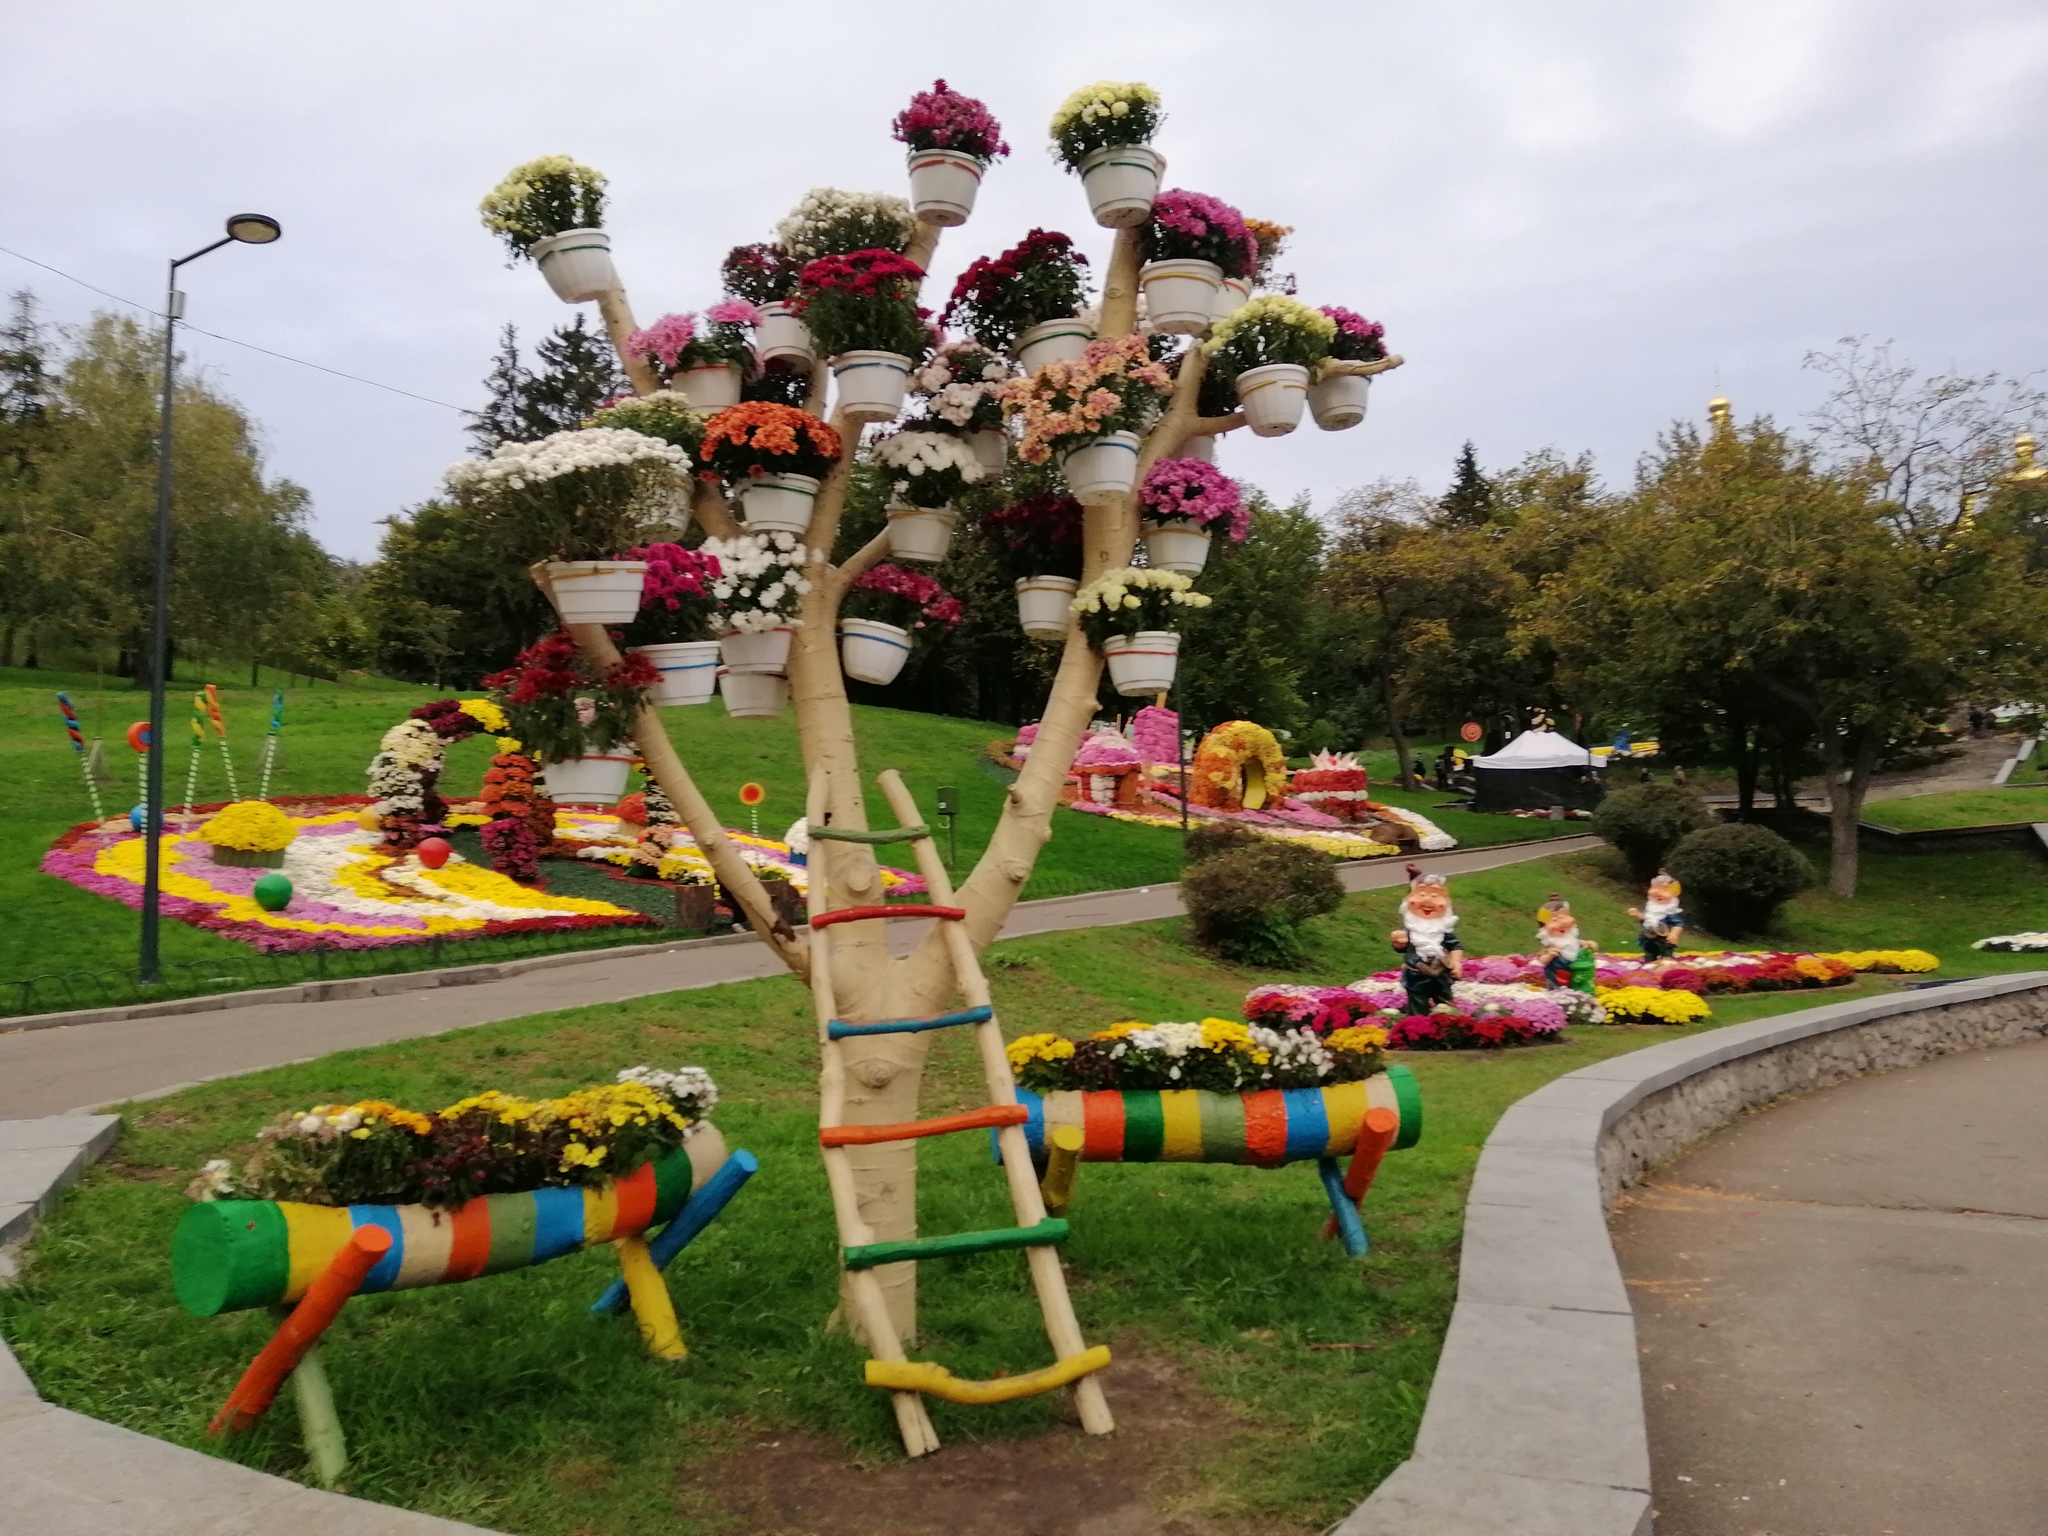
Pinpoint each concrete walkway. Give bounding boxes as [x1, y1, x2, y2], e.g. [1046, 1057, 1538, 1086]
[0, 835, 1597, 1120]
[1611, 1035, 2048, 1534]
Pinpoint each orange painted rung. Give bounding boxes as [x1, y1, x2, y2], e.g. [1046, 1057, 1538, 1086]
[210, 1225, 391, 1435]
[810, 903, 966, 930]
[1321, 1106, 1401, 1241]
[821, 1104, 1027, 1147]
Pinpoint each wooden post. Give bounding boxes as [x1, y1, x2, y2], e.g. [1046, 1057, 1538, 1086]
[1318, 1158, 1370, 1257]
[290, 1342, 348, 1487]
[594, 287, 660, 398]
[1040, 1123, 1084, 1217]
[1318, 1105, 1399, 1248]
[210, 1224, 390, 1435]
[614, 1235, 688, 1360]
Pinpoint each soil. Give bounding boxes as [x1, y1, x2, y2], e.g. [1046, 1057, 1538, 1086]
[685, 1350, 1292, 1536]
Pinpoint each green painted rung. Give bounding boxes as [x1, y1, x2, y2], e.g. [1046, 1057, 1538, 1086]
[806, 822, 930, 846]
[843, 1217, 1069, 1271]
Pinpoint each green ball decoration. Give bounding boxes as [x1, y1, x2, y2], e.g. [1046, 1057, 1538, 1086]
[252, 873, 293, 912]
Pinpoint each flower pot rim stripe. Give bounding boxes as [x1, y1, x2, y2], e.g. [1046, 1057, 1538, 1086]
[839, 622, 914, 653]
[1080, 144, 1165, 170]
[908, 147, 988, 172]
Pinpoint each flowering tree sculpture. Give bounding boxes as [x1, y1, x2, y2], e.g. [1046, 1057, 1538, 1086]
[478, 79, 1401, 1450]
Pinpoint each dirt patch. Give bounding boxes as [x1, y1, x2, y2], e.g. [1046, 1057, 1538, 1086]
[687, 1351, 1295, 1536]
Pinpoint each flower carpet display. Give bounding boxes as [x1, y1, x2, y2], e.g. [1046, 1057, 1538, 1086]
[557, 808, 926, 897]
[1972, 932, 2048, 952]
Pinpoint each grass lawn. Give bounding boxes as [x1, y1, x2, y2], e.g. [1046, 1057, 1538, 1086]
[1861, 786, 2048, 831]
[4, 840, 2036, 1533]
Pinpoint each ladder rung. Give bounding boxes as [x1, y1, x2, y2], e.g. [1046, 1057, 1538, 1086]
[807, 822, 930, 845]
[810, 903, 965, 929]
[828, 1006, 992, 1041]
[821, 1104, 1025, 1147]
[864, 1345, 1112, 1404]
[844, 1217, 1069, 1270]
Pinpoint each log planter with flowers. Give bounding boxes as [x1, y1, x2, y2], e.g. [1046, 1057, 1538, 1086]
[1205, 295, 1338, 438]
[1003, 1017, 1420, 1256]
[1071, 566, 1211, 696]
[873, 428, 989, 562]
[1003, 333, 1174, 506]
[700, 400, 844, 537]
[793, 249, 933, 423]
[175, 1069, 755, 1485]
[1135, 456, 1248, 577]
[1051, 81, 1167, 229]
[985, 492, 1086, 639]
[893, 79, 1010, 227]
[838, 564, 963, 686]
[942, 229, 1095, 377]
[1136, 190, 1260, 335]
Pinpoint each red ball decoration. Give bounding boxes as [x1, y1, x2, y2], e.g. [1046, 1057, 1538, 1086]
[416, 836, 453, 870]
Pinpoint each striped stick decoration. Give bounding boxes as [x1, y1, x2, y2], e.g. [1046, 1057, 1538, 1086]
[204, 684, 239, 799]
[54, 694, 105, 821]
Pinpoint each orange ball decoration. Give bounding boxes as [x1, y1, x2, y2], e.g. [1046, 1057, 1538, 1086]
[126, 721, 153, 752]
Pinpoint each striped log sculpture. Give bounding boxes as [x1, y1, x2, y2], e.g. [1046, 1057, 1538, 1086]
[175, 1128, 755, 1485]
[1012, 1066, 1421, 1256]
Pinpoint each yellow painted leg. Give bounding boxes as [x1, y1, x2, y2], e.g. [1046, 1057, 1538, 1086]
[615, 1236, 687, 1360]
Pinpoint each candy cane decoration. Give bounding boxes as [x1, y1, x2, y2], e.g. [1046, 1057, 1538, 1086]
[204, 684, 240, 800]
[257, 690, 285, 802]
[54, 693, 106, 822]
[182, 692, 208, 821]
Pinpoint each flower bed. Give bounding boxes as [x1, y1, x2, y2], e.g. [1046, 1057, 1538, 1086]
[1973, 932, 2048, 952]
[1383, 1011, 1563, 1050]
[1008, 1016, 1387, 1094]
[1419, 948, 1933, 994]
[555, 808, 925, 897]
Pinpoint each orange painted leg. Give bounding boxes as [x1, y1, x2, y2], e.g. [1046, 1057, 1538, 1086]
[209, 1225, 392, 1435]
[1321, 1106, 1400, 1240]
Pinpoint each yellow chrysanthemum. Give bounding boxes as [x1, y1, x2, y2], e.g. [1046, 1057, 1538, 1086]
[197, 799, 299, 852]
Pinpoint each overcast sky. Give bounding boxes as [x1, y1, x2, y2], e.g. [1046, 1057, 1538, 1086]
[4, 1, 2042, 560]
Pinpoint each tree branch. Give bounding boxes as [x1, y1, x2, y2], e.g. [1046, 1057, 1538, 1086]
[594, 289, 660, 398]
[831, 528, 894, 597]
[692, 481, 740, 541]
[1098, 228, 1143, 340]
[1315, 354, 1405, 382]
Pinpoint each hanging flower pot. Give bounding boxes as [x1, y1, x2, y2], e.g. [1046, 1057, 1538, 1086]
[673, 363, 743, 413]
[1138, 259, 1223, 337]
[1234, 363, 1312, 437]
[1015, 576, 1079, 640]
[1102, 631, 1181, 697]
[969, 428, 1008, 475]
[738, 472, 820, 536]
[839, 618, 913, 685]
[719, 668, 788, 719]
[633, 640, 722, 707]
[719, 627, 793, 677]
[1182, 432, 1217, 464]
[1141, 520, 1212, 577]
[541, 752, 635, 806]
[885, 505, 958, 564]
[1059, 429, 1143, 506]
[906, 148, 985, 227]
[1308, 373, 1372, 432]
[1212, 276, 1252, 325]
[755, 302, 817, 370]
[830, 350, 914, 423]
[1079, 145, 1166, 229]
[545, 560, 649, 624]
[1011, 317, 1096, 375]
[527, 229, 617, 304]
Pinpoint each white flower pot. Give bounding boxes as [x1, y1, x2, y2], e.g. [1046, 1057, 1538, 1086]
[1234, 362, 1311, 438]
[1011, 317, 1095, 375]
[1308, 372, 1372, 431]
[545, 560, 648, 624]
[719, 669, 788, 719]
[1138, 259, 1223, 337]
[720, 627, 793, 676]
[1079, 144, 1166, 229]
[541, 753, 635, 806]
[969, 428, 1008, 475]
[839, 617, 913, 685]
[1212, 276, 1252, 324]
[756, 302, 816, 370]
[674, 362, 742, 412]
[1015, 576, 1079, 640]
[1182, 432, 1217, 464]
[528, 229, 616, 304]
[1102, 631, 1181, 697]
[906, 147, 984, 228]
[1141, 520, 1212, 577]
[738, 472, 820, 536]
[830, 350, 913, 423]
[1060, 429, 1142, 506]
[634, 640, 722, 707]
[885, 504, 958, 564]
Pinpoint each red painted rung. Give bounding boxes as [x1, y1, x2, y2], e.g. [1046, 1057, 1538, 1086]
[810, 904, 966, 930]
[820, 1104, 1026, 1147]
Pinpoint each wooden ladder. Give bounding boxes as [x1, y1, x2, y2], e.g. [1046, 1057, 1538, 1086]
[804, 767, 1114, 1457]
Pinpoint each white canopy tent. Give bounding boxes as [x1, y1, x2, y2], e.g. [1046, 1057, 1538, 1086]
[1470, 730, 1602, 811]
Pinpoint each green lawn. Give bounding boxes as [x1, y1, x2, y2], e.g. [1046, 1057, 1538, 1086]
[4, 840, 2035, 1533]
[1861, 786, 2048, 831]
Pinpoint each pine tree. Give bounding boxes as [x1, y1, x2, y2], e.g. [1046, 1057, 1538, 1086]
[522, 315, 627, 435]
[467, 324, 529, 454]
[1437, 440, 1496, 527]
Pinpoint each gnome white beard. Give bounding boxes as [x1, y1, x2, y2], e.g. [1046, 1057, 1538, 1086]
[1642, 896, 1680, 929]
[1403, 906, 1458, 964]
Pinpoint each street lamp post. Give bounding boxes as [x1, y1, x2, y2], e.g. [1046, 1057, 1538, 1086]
[140, 214, 282, 985]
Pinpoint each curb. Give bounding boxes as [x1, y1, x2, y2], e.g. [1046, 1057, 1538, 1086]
[0, 1115, 121, 1252]
[1333, 970, 2048, 1536]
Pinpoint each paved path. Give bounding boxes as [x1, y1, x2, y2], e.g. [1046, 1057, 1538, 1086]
[0, 835, 1596, 1120]
[1611, 1035, 2048, 1535]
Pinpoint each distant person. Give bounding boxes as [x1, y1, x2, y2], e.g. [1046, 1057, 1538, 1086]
[1637, 764, 1653, 784]
[1671, 765, 1688, 788]
[1412, 755, 1427, 784]
[1434, 751, 1451, 790]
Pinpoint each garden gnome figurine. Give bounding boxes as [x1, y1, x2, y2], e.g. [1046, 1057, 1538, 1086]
[1628, 871, 1686, 963]
[1391, 866, 1463, 1015]
[1536, 900, 1597, 991]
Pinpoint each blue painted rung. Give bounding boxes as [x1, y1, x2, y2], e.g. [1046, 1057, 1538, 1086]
[590, 1149, 759, 1316]
[1318, 1156, 1370, 1258]
[827, 1005, 993, 1041]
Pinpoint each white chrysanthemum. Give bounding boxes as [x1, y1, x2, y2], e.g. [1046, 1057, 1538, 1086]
[443, 426, 688, 496]
[774, 187, 915, 260]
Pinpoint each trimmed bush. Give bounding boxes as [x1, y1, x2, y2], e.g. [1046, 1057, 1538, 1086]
[1667, 822, 1813, 937]
[1182, 839, 1343, 966]
[1593, 783, 1716, 880]
[1183, 820, 1262, 866]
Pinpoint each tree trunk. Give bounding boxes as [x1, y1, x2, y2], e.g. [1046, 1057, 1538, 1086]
[1381, 668, 1415, 791]
[1, 619, 15, 667]
[1820, 728, 1879, 897]
[1725, 718, 1757, 814]
[250, 657, 261, 686]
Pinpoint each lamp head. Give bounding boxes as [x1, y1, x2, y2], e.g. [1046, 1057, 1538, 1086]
[225, 213, 282, 245]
